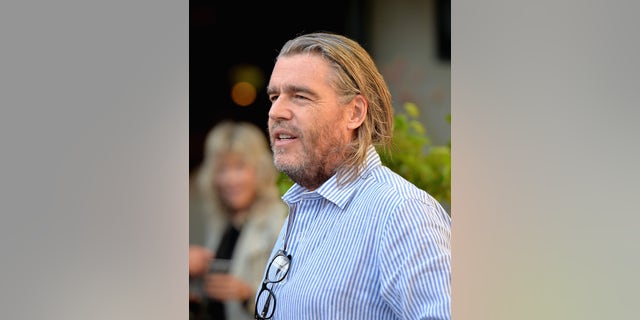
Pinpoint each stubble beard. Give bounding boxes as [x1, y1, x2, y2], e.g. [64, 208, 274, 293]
[272, 139, 344, 191]
[270, 115, 349, 190]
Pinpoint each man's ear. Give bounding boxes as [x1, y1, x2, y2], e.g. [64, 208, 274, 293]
[347, 95, 368, 129]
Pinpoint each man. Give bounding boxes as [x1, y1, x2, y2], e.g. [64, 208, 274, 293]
[255, 32, 451, 320]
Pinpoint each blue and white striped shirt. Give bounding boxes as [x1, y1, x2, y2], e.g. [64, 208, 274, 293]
[262, 146, 451, 319]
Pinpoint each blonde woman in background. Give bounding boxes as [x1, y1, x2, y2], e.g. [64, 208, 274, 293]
[189, 121, 287, 320]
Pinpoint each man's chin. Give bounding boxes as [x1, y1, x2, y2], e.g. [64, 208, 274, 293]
[274, 161, 292, 173]
[274, 158, 299, 174]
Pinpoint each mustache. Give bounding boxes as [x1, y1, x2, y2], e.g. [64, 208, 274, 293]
[269, 121, 302, 137]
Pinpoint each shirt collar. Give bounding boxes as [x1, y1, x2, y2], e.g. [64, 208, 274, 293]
[282, 145, 382, 209]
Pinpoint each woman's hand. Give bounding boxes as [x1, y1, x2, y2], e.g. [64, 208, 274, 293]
[204, 273, 253, 302]
[189, 245, 213, 277]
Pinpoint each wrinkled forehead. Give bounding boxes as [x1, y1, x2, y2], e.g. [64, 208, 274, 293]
[269, 54, 335, 90]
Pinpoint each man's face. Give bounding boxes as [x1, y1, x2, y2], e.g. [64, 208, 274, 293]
[267, 54, 352, 190]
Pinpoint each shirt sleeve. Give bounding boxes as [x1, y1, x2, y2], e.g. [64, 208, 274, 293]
[379, 198, 451, 320]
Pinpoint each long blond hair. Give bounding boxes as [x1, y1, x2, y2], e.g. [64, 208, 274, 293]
[194, 121, 279, 216]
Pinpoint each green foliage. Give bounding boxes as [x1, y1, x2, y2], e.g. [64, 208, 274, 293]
[277, 172, 294, 195]
[276, 102, 451, 211]
[377, 102, 451, 209]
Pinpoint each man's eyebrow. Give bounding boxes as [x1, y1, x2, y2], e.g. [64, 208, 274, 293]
[266, 86, 278, 95]
[267, 85, 319, 99]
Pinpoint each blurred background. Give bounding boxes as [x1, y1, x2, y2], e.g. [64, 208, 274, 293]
[190, 0, 451, 170]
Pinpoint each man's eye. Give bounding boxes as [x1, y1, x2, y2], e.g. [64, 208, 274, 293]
[269, 95, 278, 102]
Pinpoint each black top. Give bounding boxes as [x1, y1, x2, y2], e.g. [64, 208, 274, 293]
[207, 223, 241, 320]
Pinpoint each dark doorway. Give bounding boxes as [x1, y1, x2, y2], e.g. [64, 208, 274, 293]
[190, 0, 370, 171]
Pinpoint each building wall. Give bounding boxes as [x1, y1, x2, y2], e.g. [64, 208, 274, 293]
[370, 0, 451, 146]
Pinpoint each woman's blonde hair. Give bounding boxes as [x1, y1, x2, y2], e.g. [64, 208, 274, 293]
[194, 121, 279, 216]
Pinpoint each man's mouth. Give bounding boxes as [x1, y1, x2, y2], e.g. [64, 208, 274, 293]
[272, 128, 299, 146]
[276, 134, 295, 140]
